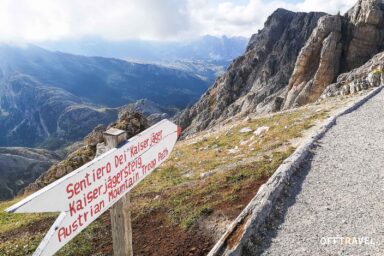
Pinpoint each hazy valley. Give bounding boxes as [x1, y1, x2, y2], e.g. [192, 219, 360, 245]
[0, 45, 210, 147]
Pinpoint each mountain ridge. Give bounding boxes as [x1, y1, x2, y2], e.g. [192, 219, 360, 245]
[284, 0, 384, 108]
[38, 35, 248, 62]
[0, 45, 209, 148]
[179, 0, 384, 135]
[177, 9, 326, 134]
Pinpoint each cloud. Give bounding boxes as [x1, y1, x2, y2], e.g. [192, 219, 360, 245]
[297, 0, 356, 14]
[0, 0, 358, 42]
[189, 0, 357, 38]
[188, 0, 289, 38]
[0, 0, 192, 42]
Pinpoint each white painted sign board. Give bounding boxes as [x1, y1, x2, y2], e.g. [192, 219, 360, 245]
[6, 119, 179, 256]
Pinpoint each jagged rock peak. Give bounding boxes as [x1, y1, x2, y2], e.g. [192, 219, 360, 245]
[179, 0, 384, 135]
[177, 9, 325, 134]
[284, 0, 384, 108]
[284, 15, 343, 108]
[346, 0, 384, 25]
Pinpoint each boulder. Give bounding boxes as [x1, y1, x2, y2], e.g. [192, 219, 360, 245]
[367, 72, 381, 87]
[254, 127, 270, 137]
[240, 127, 253, 133]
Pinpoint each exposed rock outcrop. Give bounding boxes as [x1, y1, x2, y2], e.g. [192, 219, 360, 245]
[121, 99, 177, 125]
[322, 51, 384, 97]
[177, 9, 326, 134]
[284, 15, 343, 107]
[345, 0, 384, 70]
[284, 0, 384, 108]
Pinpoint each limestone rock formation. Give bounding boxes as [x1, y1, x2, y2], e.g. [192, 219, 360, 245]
[179, 0, 384, 135]
[284, 15, 343, 107]
[345, 0, 384, 71]
[284, 0, 384, 108]
[177, 9, 326, 134]
[322, 51, 384, 97]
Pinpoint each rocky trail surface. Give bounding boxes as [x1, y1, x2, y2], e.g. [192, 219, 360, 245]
[256, 89, 384, 255]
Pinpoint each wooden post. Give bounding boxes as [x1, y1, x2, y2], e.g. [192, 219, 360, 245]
[103, 128, 133, 256]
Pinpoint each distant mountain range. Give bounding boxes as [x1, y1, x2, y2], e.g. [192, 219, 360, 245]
[0, 36, 248, 150]
[38, 35, 248, 62]
[0, 45, 210, 107]
[0, 44, 211, 148]
[38, 35, 248, 84]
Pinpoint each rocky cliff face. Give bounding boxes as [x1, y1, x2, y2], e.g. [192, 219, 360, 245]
[283, 15, 343, 108]
[177, 9, 326, 134]
[179, 0, 384, 134]
[284, 0, 384, 108]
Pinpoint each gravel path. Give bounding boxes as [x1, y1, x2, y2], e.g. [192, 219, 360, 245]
[258, 90, 384, 256]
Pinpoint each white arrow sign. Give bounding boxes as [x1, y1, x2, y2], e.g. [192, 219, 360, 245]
[6, 119, 179, 256]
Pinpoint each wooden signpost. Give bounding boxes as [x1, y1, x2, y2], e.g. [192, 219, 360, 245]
[6, 119, 180, 256]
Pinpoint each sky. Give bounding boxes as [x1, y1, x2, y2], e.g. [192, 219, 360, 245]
[0, 0, 357, 43]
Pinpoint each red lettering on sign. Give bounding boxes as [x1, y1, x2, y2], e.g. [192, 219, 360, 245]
[158, 148, 169, 161]
[58, 212, 88, 242]
[150, 130, 162, 146]
[90, 162, 112, 183]
[130, 138, 150, 158]
[142, 159, 157, 175]
[115, 154, 124, 168]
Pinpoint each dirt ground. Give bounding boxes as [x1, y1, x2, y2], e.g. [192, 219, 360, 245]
[88, 176, 269, 256]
